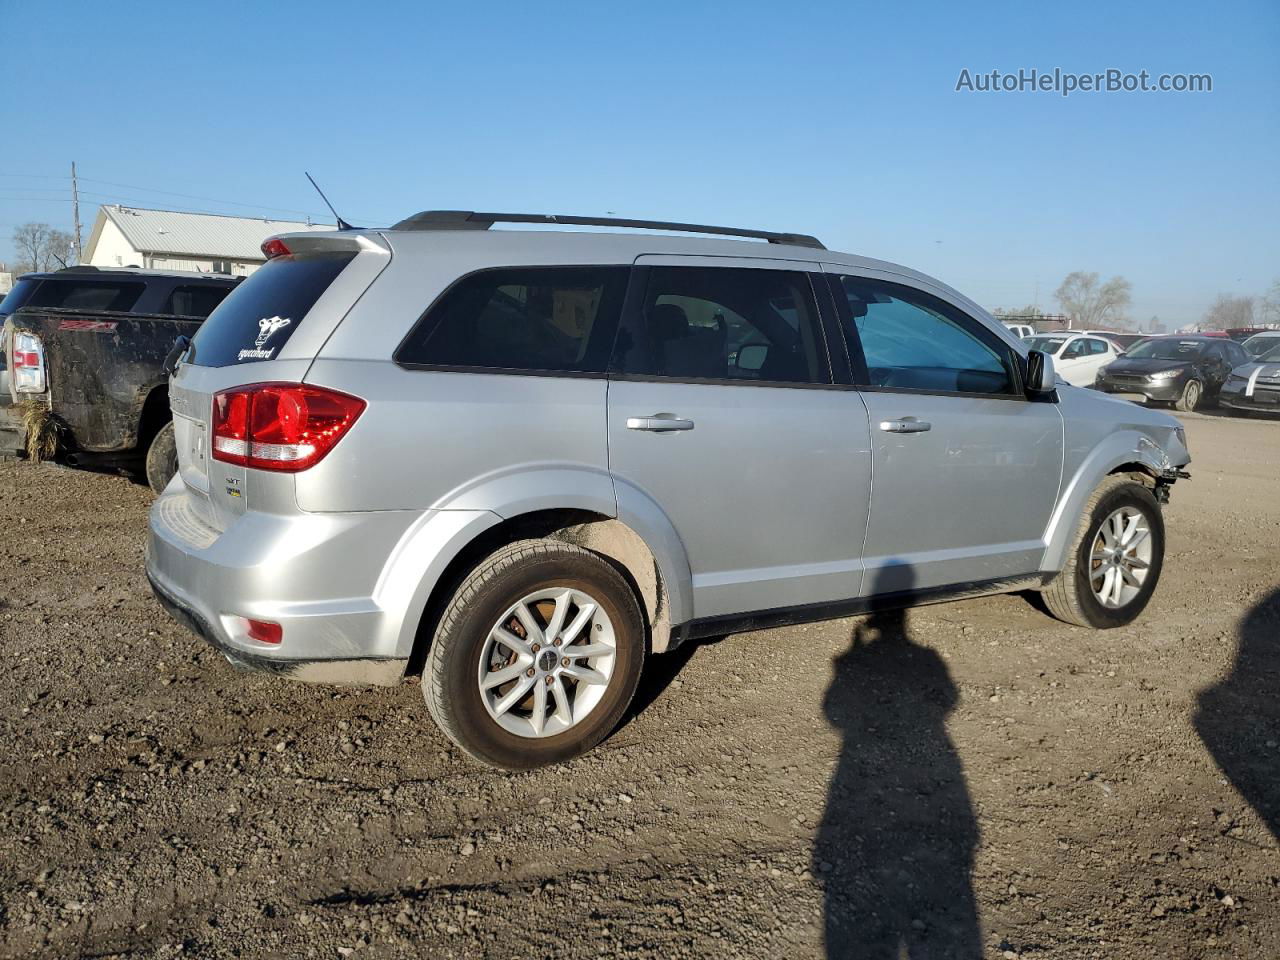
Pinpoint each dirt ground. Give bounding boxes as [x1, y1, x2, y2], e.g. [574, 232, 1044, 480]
[1, 410, 1278, 960]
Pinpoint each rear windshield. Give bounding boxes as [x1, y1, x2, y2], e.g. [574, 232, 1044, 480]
[21, 278, 144, 312]
[187, 253, 355, 367]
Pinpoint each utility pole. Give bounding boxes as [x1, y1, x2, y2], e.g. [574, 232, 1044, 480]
[70, 161, 83, 264]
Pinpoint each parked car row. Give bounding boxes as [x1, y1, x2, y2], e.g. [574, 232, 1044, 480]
[1095, 335, 1253, 411]
[1000, 320, 1280, 415]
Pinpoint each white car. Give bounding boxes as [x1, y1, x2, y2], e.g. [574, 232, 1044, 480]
[1002, 322, 1036, 339]
[1024, 332, 1122, 387]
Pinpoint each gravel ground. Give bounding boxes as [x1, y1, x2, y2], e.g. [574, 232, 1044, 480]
[1, 411, 1278, 959]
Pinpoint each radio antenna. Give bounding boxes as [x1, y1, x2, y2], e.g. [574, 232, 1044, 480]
[305, 172, 356, 230]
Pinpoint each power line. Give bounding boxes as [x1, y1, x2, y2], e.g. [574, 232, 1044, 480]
[1, 171, 314, 216]
[0, 169, 400, 227]
[1, 170, 396, 222]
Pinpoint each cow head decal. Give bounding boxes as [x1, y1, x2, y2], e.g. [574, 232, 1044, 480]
[255, 316, 291, 348]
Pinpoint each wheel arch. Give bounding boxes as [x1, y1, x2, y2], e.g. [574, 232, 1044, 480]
[1040, 432, 1175, 572]
[400, 504, 693, 677]
[136, 382, 171, 452]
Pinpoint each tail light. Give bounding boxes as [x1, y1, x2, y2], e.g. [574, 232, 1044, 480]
[261, 237, 291, 259]
[12, 332, 47, 393]
[211, 383, 364, 472]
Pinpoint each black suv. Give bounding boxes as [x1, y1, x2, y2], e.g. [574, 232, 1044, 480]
[1, 266, 240, 487]
[1095, 335, 1250, 411]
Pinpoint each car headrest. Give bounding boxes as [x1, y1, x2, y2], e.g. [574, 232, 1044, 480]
[649, 303, 690, 341]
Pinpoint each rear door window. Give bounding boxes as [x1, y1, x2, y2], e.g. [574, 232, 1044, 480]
[187, 252, 355, 367]
[396, 267, 628, 373]
[612, 267, 828, 384]
[164, 284, 233, 319]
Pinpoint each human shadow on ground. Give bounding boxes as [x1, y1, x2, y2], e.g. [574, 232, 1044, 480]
[814, 565, 983, 959]
[1194, 587, 1280, 839]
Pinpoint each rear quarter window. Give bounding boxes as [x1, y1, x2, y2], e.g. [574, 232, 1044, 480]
[0, 279, 38, 316]
[396, 266, 628, 373]
[164, 284, 234, 319]
[187, 253, 355, 367]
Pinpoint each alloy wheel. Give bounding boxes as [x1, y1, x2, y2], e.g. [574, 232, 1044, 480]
[476, 587, 617, 738]
[1089, 506, 1154, 608]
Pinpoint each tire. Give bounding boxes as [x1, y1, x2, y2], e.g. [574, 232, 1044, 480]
[1174, 379, 1201, 413]
[144, 421, 178, 494]
[424, 539, 645, 769]
[1041, 476, 1165, 629]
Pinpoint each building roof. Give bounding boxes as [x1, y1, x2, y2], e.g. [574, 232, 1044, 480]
[87, 205, 334, 261]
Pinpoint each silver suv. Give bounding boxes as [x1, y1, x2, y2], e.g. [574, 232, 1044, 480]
[146, 211, 1191, 769]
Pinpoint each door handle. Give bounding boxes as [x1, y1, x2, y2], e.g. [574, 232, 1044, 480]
[878, 418, 932, 434]
[627, 414, 695, 432]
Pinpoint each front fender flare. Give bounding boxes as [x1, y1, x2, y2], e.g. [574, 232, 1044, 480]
[1041, 431, 1175, 572]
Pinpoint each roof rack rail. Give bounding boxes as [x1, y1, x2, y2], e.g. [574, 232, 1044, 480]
[389, 210, 825, 250]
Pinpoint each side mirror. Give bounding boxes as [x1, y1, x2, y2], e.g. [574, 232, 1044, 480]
[163, 335, 191, 377]
[735, 343, 769, 372]
[1026, 350, 1057, 395]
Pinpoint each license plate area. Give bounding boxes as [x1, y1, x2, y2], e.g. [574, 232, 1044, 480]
[174, 413, 210, 492]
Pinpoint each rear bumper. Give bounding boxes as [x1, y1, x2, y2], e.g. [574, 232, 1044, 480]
[145, 486, 421, 685]
[146, 571, 405, 685]
[0, 398, 24, 455]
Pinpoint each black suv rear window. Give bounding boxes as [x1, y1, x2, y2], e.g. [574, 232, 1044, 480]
[396, 266, 628, 373]
[188, 253, 355, 367]
[165, 284, 233, 319]
[25, 279, 144, 312]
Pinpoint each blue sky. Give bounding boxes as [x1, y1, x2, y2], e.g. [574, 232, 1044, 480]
[3, 0, 1276, 327]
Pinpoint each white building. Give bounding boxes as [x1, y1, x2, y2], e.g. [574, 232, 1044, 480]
[83, 205, 333, 276]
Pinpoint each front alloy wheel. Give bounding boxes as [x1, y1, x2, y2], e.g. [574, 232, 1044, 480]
[1042, 476, 1165, 628]
[1088, 506, 1154, 609]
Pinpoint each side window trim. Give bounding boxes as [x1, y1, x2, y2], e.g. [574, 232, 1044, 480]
[827, 270, 1028, 400]
[822, 272, 870, 386]
[608, 262, 836, 388]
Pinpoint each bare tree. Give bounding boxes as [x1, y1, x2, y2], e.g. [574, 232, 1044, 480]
[11, 223, 75, 273]
[1054, 272, 1132, 329]
[1201, 294, 1255, 331]
[1260, 280, 1280, 326]
[993, 305, 1043, 320]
